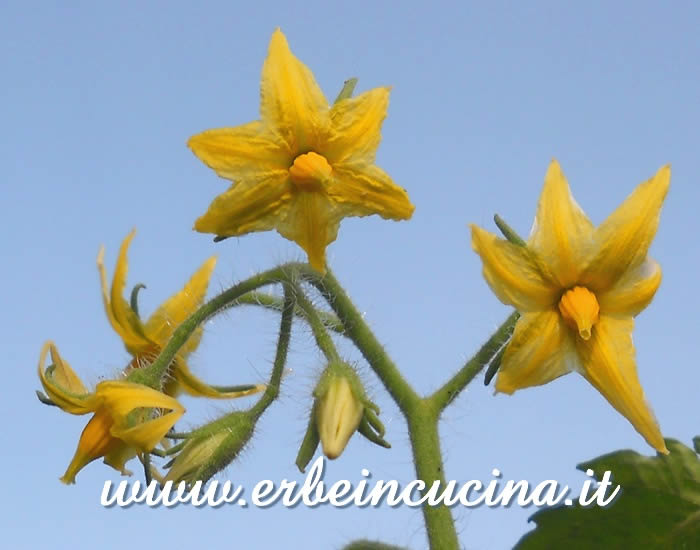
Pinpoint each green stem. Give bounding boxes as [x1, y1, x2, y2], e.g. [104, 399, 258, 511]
[301, 267, 419, 414]
[128, 264, 296, 389]
[290, 282, 340, 362]
[407, 400, 459, 549]
[429, 311, 519, 411]
[250, 285, 295, 419]
[233, 291, 345, 334]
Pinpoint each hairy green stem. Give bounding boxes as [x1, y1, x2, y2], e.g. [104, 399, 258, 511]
[290, 282, 341, 362]
[407, 401, 459, 549]
[249, 286, 295, 419]
[430, 311, 519, 410]
[301, 267, 419, 413]
[233, 291, 345, 334]
[128, 264, 297, 389]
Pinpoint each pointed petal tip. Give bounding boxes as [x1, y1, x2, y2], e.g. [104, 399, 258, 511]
[547, 158, 562, 172]
[59, 475, 75, 485]
[654, 164, 671, 188]
[269, 27, 290, 51]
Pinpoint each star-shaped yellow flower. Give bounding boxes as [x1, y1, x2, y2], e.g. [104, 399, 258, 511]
[38, 342, 185, 483]
[188, 29, 414, 273]
[471, 160, 670, 453]
[98, 230, 263, 399]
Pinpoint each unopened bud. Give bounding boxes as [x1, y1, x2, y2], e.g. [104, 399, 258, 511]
[314, 363, 364, 460]
[165, 412, 254, 485]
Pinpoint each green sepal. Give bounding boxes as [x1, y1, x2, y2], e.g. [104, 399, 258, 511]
[295, 403, 321, 473]
[334, 77, 358, 104]
[129, 283, 146, 318]
[483, 345, 505, 386]
[494, 214, 526, 247]
[358, 417, 391, 449]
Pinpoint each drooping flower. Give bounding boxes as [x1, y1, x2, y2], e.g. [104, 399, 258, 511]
[188, 29, 414, 273]
[471, 160, 670, 453]
[98, 230, 264, 399]
[38, 341, 185, 483]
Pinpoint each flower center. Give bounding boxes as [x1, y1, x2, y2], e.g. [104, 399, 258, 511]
[289, 152, 332, 192]
[558, 286, 600, 341]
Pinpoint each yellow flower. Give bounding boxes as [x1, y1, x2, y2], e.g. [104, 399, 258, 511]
[38, 342, 185, 484]
[98, 229, 264, 399]
[188, 29, 414, 273]
[471, 160, 670, 453]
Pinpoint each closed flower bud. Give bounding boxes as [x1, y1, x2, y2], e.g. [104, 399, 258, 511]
[314, 363, 364, 460]
[165, 412, 255, 485]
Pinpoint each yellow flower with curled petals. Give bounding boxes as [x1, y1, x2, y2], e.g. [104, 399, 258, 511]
[38, 342, 184, 484]
[188, 29, 414, 273]
[98, 229, 264, 399]
[471, 160, 670, 453]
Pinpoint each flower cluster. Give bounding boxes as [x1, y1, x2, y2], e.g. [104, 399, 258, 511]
[37, 28, 672, 489]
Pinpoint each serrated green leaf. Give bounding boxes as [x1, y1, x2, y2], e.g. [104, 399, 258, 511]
[515, 438, 700, 550]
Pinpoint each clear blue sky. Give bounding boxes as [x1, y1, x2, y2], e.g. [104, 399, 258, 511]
[3, 1, 699, 548]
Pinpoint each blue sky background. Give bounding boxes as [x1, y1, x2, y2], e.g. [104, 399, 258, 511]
[3, 1, 699, 548]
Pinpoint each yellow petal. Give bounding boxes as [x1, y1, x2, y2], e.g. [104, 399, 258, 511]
[327, 164, 415, 221]
[260, 29, 329, 152]
[470, 225, 558, 312]
[194, 174, 293, 237]
[103, 445, 137, 476]
[112, 407, 183, 452]
[576, 316, 667, 454]
[144, 256, 217, 356]
[95, 380, 183, 420]
[325, 87, 390, 164]
[277, 192, 343, 273]
[580, 165, 670, 292]
[60, 408, 123, 484]
[187, 121, 290, 180]
[495, 310, 577, 393]
[171, 358, 266, 399]
[598, 258, 662, 317]
[528, 160, 594, 288]
[38, 342, 96, 415]
[97, 230, 152, 353]
[95, 381, 185, 451]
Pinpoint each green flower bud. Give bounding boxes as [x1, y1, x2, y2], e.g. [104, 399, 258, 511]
[164, 411, 254, 485]
[295, 361, 391, 471]
[314, 362, 365, 460]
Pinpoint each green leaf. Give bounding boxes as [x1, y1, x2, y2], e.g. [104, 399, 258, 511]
[515, 438, 700, 550]
[342, 541, 409, 550]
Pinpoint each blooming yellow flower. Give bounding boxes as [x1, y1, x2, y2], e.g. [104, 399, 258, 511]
[188, 29, 415, 273]
[38, 341, 185, 483]
[98, 229, 264, 399]
[471, 160, 670, 453]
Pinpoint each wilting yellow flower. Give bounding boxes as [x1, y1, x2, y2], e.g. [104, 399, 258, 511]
[188, 29, 414, 273]
[471, 160, 670, 453]
[38, 342, 185, 483]
[98, 229, 263, 399]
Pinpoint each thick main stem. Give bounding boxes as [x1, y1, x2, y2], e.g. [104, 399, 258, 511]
[407, 400, 459, 550]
